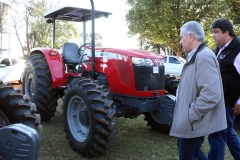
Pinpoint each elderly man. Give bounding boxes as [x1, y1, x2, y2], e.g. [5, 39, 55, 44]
[169, 21, 227, 160]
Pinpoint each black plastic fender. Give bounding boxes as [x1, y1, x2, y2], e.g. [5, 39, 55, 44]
[0, 123, 41, 160]
[144, 94, 176, 133]
[151, 94, 176, 125]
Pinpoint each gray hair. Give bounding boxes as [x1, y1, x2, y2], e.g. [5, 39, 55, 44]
[180, 21, 205, 42]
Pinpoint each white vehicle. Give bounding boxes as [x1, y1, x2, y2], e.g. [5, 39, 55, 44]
[0, 56, 25, 84]
[164, 55, 186, 76]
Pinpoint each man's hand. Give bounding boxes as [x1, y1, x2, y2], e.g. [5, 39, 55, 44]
[233, 102, 240, 116]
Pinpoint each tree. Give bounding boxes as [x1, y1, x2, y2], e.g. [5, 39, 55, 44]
[203, 0, 240, 51]
[10, 0, 79, 57]
[80, 33, 103, 47]
[126, 0, 225, 57]
[226, 0, 240, 24]
[138, 35, 174, 55]
[11, 0, 105, 57]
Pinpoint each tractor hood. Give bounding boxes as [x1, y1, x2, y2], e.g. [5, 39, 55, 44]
[96, 48, 165, 59]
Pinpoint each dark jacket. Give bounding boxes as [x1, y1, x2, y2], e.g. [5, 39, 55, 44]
[215, 36, 240, 107]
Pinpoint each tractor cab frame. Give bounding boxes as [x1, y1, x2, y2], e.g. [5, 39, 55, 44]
[44, 4, 112, 78]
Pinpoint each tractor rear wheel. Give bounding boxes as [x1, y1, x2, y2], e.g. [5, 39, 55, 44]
[0, 82, 42, 135]
[22, 53, 58, 121]
[144, 75, 179, 134]
[62, 78, 117, 157]
[164, 74, 179, 95]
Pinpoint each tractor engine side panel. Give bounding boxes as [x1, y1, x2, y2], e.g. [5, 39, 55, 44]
[82, 48, 165, 97]
[94, 56, 165, 97]
[114, 61, 133, 88]
[93, 57, 135, 93]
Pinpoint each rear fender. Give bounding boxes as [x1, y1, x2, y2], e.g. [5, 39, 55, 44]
[30, 48, 67, 88]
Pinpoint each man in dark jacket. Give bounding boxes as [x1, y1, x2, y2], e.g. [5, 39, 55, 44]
[210, 18, 240, 160]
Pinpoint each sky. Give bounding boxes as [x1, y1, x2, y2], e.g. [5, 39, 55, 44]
[1, 0, 139, 57]
[58, 0, 139, 48]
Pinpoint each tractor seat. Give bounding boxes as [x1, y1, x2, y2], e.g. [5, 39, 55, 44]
[61, 42, 80, 64]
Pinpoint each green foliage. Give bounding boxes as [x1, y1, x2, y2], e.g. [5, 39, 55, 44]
[80, 33, 103, 47]
[11, 0, 105, 52]
[126, 0, 239, 56]
[226, 0, 240, 24]
[25, 0, 79, 50]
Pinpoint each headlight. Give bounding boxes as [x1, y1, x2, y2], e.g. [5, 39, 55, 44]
[132, 57, 154, 66]
[158, 59, 164, 66]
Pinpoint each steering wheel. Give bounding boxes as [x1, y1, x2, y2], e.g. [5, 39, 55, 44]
[78, 43, 90, 56]
[75, 43, 90, 78]
[78, 43, 91, 65]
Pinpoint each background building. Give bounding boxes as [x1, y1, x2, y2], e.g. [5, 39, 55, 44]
[0, 0, 11, 56]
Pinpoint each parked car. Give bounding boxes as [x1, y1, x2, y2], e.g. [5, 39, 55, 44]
[164, 55, 186, 76]
[0, 56, 25, 84]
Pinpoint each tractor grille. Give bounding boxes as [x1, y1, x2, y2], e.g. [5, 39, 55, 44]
[133, 65, 165, 91]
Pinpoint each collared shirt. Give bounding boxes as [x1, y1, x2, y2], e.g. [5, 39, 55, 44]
[218, 39, 240, 104]
[217, 40, 231, 57]
[187, 45, 199, 62]
[177, 45, 200, 100]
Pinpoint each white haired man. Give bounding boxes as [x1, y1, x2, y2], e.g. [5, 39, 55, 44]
[169, 21, 227, 160]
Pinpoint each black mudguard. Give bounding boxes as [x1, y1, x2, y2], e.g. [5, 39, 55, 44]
[0, 123, 41, 160]
[158, 94, 176, 125]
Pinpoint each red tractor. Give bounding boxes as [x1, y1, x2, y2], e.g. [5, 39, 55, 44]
[22, 0, 178, 157]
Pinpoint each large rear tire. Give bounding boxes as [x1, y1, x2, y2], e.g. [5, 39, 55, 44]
[22, 53, 58, 120]
[0, 82, 42, 135]
[164, 74, 179, 95]
[63, 78, 117, 157]
[144, 75, 179, 134]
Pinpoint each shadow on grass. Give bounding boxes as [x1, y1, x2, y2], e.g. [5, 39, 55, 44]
[38, 99, 238, 160]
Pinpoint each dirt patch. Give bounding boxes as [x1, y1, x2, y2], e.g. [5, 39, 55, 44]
[11, 83, 22, 91]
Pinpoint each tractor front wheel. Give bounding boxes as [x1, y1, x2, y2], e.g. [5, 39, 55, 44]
[62, 78, 117, 157]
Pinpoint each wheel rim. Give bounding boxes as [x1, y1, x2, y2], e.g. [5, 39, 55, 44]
[67, 95, 89, 142]
[24, 70, 35, 99]
[0, 110, 10, 128]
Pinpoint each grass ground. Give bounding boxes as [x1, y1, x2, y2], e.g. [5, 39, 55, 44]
[37, 99, 239, 160]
